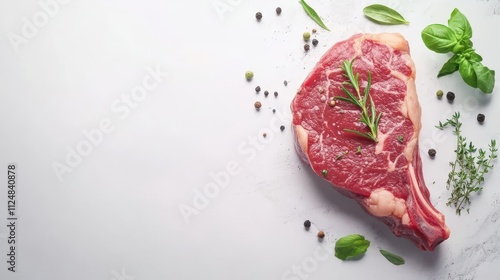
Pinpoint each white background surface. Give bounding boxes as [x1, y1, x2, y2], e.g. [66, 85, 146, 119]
[1, 0, 500, 279]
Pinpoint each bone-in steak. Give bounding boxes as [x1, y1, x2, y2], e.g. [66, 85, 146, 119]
[291, 33, 450, 251]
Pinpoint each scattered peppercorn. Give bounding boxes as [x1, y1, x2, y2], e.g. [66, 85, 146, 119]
[264, 90, 269, 97]
[255, 86, 261, 93]
[276, 7, 282, 15]
[317, 230, 325, 239]
[436, 90, 444, 99]
[312, 29, 317, 33]
[245, 71, 254, 81]
[312, 39, 318, 47]
[304, 44, 310, 52]
[303, 32, 311, 41]
[280, 125, 285, 131]
[272, 109, 276, 113]
[328, 99, 336, 107]
[274, 91, 278, 97]
[255, 12, 262, 20]
[428, 148, 436, 158]
[477, 113, 485, 123]
[254, 101, 262, 110]
[304, 220, 311, 228]
[284, 80, 288, 86]
[263, 133, 267, 138]
[446, 91, 455, 102]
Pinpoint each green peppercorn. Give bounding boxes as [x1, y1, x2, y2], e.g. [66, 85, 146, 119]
[436, 90, 444, 99]
[245, 71, 254, 81]
[446, 91, 455, 102]
[477, 113, 485, 123]
[303, 32, 311, 41]
[304, 220, 311, 228]
[428, 148, 436, 158]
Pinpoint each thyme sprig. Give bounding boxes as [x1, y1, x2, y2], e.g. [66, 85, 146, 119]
[436, 112, 498, 215]
[335, 60, 382, 143]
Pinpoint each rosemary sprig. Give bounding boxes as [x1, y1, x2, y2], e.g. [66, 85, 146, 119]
[335, 59, 382, 143]
[436, 112, 498, 215]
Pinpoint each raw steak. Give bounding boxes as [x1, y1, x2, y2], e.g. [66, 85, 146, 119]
[291, 33, 450, 251]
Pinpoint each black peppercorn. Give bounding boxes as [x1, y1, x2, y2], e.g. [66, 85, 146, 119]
[274, 91, 278, 97]
[303, 220, 311, 228]
[280, 125, 285, 131]
[312, 39, 318, 46]
[255, 12, 262, 20]
[272, 109, 276, 113]
[264, 90, 269, 97]
[284, 80, 288, 86]
[446, 91, 455, 102]
[276, 7, 282, 15]
[304, 44, 310, 52]
[477, 113, 485, 123]
[428, 148, 436, 158]
[255, 86, 261, 93]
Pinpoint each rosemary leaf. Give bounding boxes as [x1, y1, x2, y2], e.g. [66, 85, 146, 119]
[335, 59, 382, 143]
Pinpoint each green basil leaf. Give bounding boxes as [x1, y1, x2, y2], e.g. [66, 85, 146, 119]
[421, 24, 458, 53]
[448, 8, 472, 40]
[473, 62, 495, 94]
[459, 59, 478, 88]
[334, 234, 370, 260]
[363, 4, 409, 25]
[299, 0, 330, 31]
[380, 250, 405, 265]
[438, 54, 460, 77]
[469, 52, 483, 63]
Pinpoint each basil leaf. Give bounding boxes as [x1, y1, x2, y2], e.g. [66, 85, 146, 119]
[473, 62, 495, 94]
[438, 54, 459, 77]
[469, 52, 483, 63]
[334, 234, 370, 260]
[299, 0, 330, 31]
[363, 4, 409, 25]
[459, 59, 478, 88]
[379, 250, 405, 265]
[448, 8, 472, 40]
[421, 24, 458, 53]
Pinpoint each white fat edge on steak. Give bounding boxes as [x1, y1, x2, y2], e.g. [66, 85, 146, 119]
[361, 33, 422, 225]
[366, 188, 410, 225]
